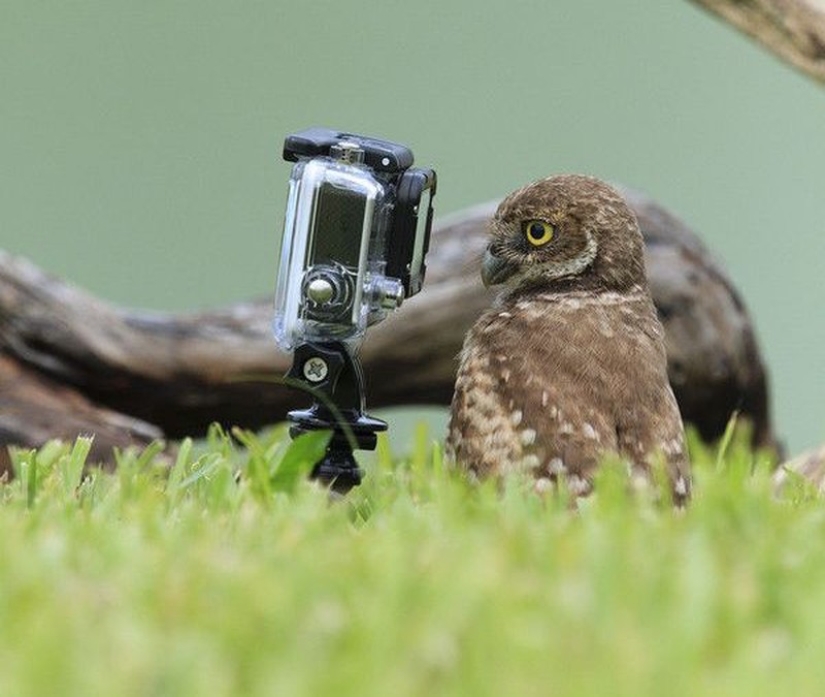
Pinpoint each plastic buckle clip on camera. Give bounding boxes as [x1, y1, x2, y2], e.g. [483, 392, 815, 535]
[273, 127, 437, 493]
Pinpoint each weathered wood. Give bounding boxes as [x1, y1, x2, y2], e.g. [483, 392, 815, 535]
[774, 444, 825, 491]
[0, 189, 777, 464]
[688, 0, 825, 84]
[0, 353, 161, 478]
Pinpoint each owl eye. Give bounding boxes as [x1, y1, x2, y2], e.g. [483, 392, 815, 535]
[523, 220, 555, 247]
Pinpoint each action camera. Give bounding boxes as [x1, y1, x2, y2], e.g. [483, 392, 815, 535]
[272, 127, 437, 492]
[273, 127, 437, 351]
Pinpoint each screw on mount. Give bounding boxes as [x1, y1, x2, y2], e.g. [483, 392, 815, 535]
[285, 341, 386, 494]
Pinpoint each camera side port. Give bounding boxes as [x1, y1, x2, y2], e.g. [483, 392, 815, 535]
[365, 275, 404, 325]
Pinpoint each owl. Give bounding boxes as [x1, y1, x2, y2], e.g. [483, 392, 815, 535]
[447, 174, 691, 504]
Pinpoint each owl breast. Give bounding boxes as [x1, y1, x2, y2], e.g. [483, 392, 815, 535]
[447, 289, 686, 494]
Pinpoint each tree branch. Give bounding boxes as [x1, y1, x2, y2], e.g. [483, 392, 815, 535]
[688, 0, 825, 84]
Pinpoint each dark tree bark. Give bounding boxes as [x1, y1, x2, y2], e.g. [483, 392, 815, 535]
[0, 188, 777, 475]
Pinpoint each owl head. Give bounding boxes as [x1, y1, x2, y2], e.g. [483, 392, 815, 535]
[483, 175, 647, 295]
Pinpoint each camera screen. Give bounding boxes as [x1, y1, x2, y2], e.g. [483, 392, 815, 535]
[309, 182, 366, 269]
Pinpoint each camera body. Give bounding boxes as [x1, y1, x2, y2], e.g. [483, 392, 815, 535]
[273, 128, 436, 351]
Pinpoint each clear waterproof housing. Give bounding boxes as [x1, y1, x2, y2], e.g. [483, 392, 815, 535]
[273, 128, 436, 351]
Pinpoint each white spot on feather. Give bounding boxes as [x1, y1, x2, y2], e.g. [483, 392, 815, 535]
[567, 474, 591, 496]
[663, 438, 683, 457]
[548, 458, 565, 476]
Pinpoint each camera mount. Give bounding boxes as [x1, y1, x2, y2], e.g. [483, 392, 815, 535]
[286, 341, 386, 493]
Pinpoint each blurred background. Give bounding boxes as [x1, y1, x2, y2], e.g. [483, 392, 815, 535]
[2, 1, 823, 455]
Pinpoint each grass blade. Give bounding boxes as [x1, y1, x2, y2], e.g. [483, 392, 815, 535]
[271, 430, 331, 494]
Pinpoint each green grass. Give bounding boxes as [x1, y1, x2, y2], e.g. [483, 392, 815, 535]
[1, 424, 824, 697]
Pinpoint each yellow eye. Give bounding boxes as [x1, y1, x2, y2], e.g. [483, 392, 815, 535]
[523, 220, 554, 246]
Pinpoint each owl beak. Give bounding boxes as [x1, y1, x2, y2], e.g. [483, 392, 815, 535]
[481, 247, 518, 286]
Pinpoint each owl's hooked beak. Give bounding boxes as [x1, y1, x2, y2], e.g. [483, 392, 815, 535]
[481, 247, 519, 287]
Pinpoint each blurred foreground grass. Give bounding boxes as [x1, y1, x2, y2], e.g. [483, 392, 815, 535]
[2, 424, 825, 697]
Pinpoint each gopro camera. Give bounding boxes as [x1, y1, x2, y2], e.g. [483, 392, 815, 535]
[274, 127, 437, 351]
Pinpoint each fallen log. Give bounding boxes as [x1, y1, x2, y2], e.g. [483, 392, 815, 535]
[0, 187, 777, 472]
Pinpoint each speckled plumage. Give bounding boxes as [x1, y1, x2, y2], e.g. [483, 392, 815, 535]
[447, 175, 690, 503]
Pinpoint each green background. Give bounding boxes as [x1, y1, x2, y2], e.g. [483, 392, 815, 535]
[2, 1, 823, 454]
